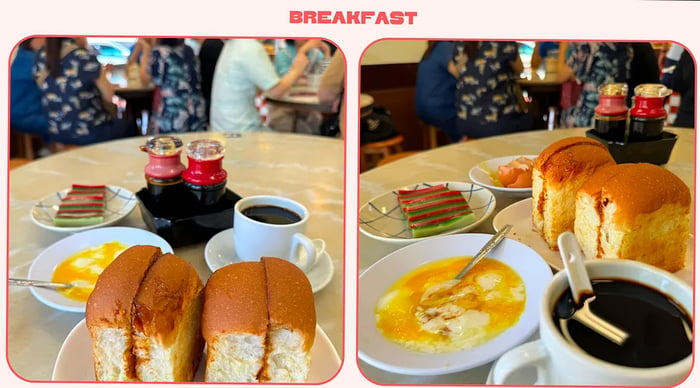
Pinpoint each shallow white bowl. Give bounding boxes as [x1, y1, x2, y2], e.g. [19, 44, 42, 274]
[26, 227, 173, 313]
[358, 233, 553, 375]
[468, 155, 537, 198]
[359, 181, 496, 245]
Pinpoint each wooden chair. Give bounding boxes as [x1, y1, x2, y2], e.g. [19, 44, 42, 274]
[11, 129, 41, 160]
[360, 134, 404, 172]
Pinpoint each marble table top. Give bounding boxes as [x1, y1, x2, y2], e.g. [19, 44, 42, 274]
[7, 131, 344, 381]
[358, 127, 695, 385]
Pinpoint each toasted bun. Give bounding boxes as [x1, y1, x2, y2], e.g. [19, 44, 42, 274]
[577, 163, 691, 226]
[260, 257, 315, 382]
[532, 136, 616, 249]
[533, 136, 616, 187]
[133, 253, 205, 381]
[86, 245, 163, 381]
[575, 163, 691, 272]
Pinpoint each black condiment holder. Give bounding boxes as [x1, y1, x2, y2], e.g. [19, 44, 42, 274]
[586, 83, 676, 165]
[136, 136, 241, 247]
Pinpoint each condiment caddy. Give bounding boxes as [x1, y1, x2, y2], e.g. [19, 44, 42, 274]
[136, 135, 241, 247]
[586, 83, 677, 165]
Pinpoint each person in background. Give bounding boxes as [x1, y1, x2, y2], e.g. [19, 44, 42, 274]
[453, 41, 534, 139]
[198, 38, 225, 121]
[273, 39, 328, 76]
[317, 49, 345, 138]
[414, 40, 461, 143]
[557, 42, 633, 128]
[127, 37, 157, 66]
[530, 41, 561, 73]
[209, 38, 326, 134]
[626, 42, 661, 106]
[671, 49, 694, 128]
[34, 37, 132, 145]
[11, 37, 50, 149]
[139, 38, 207, 133]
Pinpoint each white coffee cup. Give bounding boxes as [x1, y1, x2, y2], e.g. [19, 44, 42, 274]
[233, 195, 319, 272]
[491, 259, 692, 386]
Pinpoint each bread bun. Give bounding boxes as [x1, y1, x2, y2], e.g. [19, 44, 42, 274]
[86, 246, 204, 382]
[574, 163, 690, 272]
[133, 253, 205, 381]
[202, 257, 316, 383]
[86, 245, 162, 381]
[532, 136, 616, 249]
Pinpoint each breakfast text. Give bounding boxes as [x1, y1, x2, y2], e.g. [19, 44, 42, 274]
[289, 10, 418, 25]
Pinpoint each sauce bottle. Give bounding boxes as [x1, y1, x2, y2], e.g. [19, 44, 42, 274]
[140, 135, 186, 202]
[629, 84, 670, 142]
[182, 139, 227, 207]
[593, 83, 629, 142]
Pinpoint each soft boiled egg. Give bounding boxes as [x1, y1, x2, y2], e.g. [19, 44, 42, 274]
[51, 241, 128, 302]
[375, 256, 526, 354]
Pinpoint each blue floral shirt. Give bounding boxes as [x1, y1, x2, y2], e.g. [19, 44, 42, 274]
[35, 46, 111, 138]
[149, 44, 207, 133]
[454, 41, 522, 125]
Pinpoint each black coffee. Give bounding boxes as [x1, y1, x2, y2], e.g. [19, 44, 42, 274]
[242, 205, 301, 225]
[553, 278, 692, 368]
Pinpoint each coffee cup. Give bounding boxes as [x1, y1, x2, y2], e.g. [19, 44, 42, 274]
[491, 259, 692, 386]
[233, 195, 319, 272]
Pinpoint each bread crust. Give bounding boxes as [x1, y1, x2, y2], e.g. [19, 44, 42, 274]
[577, 163, 691, 226]
[201, 262, 269, 341]
[262, 257, 316, 352]
[533, 136, 615, 188]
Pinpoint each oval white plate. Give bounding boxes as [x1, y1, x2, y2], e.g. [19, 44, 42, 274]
[30, 185, 138, 233]
[359, 181, 496, 244]
[203, 228, 334, 294]
[492, 198, 694, 285]
[52, 318, 341, 383]
[358, 233, 552, 375]
[27, 227, 173, 313]
[468, 155, 537, 198]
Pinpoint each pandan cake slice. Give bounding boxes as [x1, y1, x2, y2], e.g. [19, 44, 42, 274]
[53, 184, 107, 227]
[397, 184, 476, 238]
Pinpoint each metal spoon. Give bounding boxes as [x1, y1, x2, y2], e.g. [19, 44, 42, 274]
[420, 224, 512, 306]
[9, 278, 74, 290]
[557, 232, 630, 346]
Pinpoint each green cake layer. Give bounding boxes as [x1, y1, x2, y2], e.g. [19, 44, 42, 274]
[53, 184, 106, 227]
[397, 184, 475, 238]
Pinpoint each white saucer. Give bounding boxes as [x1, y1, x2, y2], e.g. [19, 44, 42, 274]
[204, 228, 334, 294]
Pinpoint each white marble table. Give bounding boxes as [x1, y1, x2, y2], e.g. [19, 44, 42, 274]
[358, 127, 695, 384]
[7, 131, 344, 381]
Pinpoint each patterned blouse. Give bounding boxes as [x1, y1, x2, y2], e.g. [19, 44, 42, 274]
[149, 44, 207, 133]
[454, 41, 523, 125]
[35, 45, 112, 138]
[561, 42, 632, 128]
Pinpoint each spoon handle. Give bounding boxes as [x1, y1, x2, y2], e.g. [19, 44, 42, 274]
[455, 224, 512, 280]
[558, 232, 593, 304]
[9, 278, 73, 289]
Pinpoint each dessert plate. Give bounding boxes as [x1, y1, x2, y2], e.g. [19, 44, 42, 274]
[492, 198, 694, 284]
[204, 228, 334, 294]
[468, 155, 537, 198]
[359, 181, 496, 244]
[30, 185, 137, 233]
[52, 318, 341, 383]
[25, 227, 173, 313]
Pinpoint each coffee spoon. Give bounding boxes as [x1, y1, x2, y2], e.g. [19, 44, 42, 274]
[557, 232, 630, 346]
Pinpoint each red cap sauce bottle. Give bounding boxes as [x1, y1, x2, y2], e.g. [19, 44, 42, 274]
[140, 135, 186, 202]
[593, 83, 629, 142]
[182, 139, 227, 207]
[629, 84, 670, 142]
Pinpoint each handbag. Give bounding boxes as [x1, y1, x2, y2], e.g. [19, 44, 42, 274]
[360, 106, 399, 144]
[559, 79, 583, 110]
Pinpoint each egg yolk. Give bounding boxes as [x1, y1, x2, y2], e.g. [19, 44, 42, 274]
[51, 241, 128, 302]
[375, 257, 526, 353]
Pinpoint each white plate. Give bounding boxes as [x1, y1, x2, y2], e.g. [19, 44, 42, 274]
[358, 233, 553, 375]
[27, 227, 173, 313]
[52, 318, 341, 383]
[468, 155, 537, 198]
[492, 198, 694, 284]
[204, 228, 334, 294]
[30, 185, 138, 233]
[359, 181, 496, 244]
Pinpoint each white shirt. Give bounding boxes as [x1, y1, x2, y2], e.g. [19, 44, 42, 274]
[209, 39, 279, 133]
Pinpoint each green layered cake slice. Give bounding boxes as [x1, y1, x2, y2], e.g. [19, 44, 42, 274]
[53, 184, 107, 227]
[397, 184, 476, 238]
